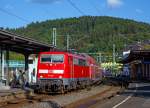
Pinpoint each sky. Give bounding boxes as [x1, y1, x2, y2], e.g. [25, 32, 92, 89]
[0, 0, 150, 28]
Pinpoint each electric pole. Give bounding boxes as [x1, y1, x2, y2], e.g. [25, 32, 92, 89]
[113, 44, 116, 64]
[52, 28, 54, 46]
[52, 28, 57, 47]
[67, 34, 69, 51]
[113, 44, 116, 75]
[99, 53, 102, 63]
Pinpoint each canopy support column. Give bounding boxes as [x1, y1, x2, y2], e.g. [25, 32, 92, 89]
[6, 49, 10, 86]
[24, 54, 29, 83]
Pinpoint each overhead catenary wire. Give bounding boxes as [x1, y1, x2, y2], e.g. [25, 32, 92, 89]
[67, 0, 85, 15]
[0, 7, 29, 23]
[63, 34, 89, 50]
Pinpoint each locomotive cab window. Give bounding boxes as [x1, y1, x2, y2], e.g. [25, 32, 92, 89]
[73, 58, 79, 65]
[40, 54, 64, 63]
[79, 59, 86, 66]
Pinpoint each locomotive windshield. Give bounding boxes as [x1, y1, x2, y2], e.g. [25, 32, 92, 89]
[40, 54, 64, 63]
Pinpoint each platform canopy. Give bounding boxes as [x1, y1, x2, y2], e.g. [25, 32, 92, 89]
[122, 50, 150, 63]
[0, 29, 55, 54]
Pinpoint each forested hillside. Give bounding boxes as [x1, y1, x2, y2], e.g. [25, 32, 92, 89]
[8, 16, 150, 55]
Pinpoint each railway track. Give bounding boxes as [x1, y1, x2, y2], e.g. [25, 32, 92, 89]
[0, 81, 122, 108]
[0, 93, 55, 108]
[0, 87, 93, 108]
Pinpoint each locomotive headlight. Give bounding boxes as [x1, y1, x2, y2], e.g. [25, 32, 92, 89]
[52, 70, 64, 74]
[40, 75, 43, 78]
[59, 76, 62, 78]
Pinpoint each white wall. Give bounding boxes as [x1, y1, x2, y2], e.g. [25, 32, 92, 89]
[28, 56, 38, 83]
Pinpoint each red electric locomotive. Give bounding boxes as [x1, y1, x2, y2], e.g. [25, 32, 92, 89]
[37, 51, 102, 93]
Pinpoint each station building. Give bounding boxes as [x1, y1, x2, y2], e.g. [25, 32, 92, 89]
[122, 50, 150, 81]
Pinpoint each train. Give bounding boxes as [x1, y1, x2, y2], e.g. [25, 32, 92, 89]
[36, 51, 102, 93]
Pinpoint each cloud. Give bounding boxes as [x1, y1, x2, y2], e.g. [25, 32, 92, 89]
[107, 0, 123, 8]
[28, 0, 62, 4]
[136, 9, 143, 14]
[4, 4, 14, 10]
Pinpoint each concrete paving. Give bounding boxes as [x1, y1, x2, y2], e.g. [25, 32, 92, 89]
[90, 82, 150, 108]
[0, 85, 10, 91]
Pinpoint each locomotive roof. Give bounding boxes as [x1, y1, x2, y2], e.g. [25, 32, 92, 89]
[39, 51, 87, 59]
[39, 51, 68, 54]
[39, 51, 99, 65]
[40, 51, 96, 63]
